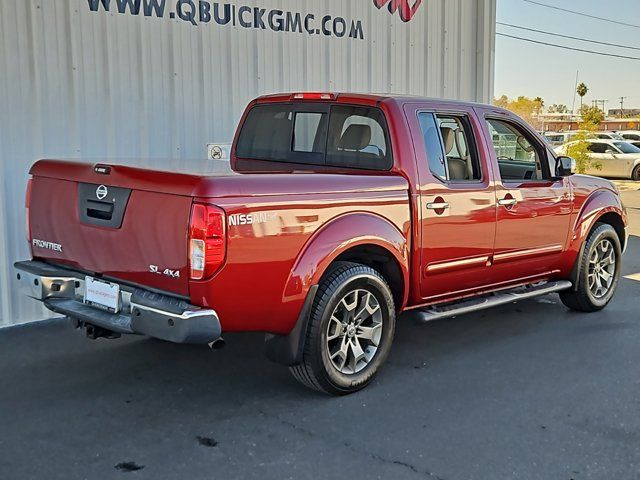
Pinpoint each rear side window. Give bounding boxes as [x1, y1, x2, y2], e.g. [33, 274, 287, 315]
[236, 104, 392, 170]
[418, 112, 481, 182]
[418, 113, 447, 181]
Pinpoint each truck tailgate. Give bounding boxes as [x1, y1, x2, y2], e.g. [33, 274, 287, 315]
[28, 161, 196, 297]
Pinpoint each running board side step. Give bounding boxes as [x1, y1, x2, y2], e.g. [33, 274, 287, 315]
[417, 280, 572, 322]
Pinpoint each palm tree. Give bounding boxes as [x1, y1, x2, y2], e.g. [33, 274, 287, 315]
[533, 96, 544, 115]
[576, 83, 588, 109]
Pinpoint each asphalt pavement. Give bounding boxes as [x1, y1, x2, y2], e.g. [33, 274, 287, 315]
[1, 187, 640, 480]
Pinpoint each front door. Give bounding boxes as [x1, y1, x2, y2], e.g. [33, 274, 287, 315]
[405, 104, 497, 301]
[480, 114, 572, 285]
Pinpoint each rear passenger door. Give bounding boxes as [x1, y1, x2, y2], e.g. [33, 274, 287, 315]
[405, 104, 497, 301]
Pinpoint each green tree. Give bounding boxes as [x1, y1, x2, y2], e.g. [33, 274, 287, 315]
[493, 95, 509, 109]
[579, 105, 605, 125]
[548, 104, 569, 114]
[566, 121, 602, 174]
[576, 82, 588, 109]
[493, 95, 544, 128]
[533, 97, 545, 114]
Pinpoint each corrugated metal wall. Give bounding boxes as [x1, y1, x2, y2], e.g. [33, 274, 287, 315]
[0, 0, 496, 326]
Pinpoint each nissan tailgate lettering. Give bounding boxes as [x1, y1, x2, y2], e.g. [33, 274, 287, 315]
[228, 212, 277, 226]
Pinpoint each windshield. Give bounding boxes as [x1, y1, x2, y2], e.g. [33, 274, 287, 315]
[614, 142, 640, 154]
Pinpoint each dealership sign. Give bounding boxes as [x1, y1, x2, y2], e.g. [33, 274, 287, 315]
[86, 0, 423, 38]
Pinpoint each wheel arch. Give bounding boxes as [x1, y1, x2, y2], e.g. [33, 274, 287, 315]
[567, 189, 627, 290]
[282, 212, 410, 311]
[266, 213, 409, 367]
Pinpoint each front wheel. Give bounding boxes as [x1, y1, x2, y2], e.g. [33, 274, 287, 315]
[560, 223, 621, 312]
[289, 262, 396, 395]
[632, 165, 640, 182]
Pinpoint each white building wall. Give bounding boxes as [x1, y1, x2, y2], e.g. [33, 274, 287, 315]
[0, 0, 496, 326]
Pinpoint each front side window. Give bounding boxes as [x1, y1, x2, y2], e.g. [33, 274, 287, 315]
[486, 119, 545, 181]
[588, 142, 619, 154]
[588, 142, 608, 154]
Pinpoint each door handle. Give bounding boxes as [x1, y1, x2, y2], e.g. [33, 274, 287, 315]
[426, 202, 450, 210]
[498, 197, 517, 207]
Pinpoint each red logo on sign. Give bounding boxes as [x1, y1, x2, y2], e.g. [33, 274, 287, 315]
[373, 0, 423, 22]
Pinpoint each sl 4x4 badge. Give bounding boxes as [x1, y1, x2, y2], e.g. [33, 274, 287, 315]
[149, 265, 180, 279]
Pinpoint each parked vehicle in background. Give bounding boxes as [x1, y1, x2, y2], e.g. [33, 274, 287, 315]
[543, 131, 576, 146]
[14, 93, 628, 395]
[555, 139, 640, 180]
[593, 132, 625, 141]
[617, 130, 640, 142]
[543, 131, 624, 147]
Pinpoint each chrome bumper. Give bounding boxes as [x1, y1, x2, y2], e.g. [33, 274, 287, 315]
[13, 260, 221, 344]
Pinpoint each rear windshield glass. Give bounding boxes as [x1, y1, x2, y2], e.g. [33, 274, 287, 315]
[236, 104, 392, 170]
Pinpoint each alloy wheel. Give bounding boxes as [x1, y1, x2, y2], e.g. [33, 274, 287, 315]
[588, 239, 616, 299]
[326, 289, 383, 375]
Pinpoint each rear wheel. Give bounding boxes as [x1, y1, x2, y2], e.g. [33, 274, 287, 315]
[289, 262, 396, 395]
[560, 223, 621, 312]
[632, 165, 640, 181]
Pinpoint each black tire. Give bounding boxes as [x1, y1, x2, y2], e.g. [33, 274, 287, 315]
[632, 165, 640, 182]
[289, 262, 396, 395]
[560, 223, 621, 312]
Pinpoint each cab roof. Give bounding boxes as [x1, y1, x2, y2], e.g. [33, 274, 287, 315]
[255, 92, 501, 112]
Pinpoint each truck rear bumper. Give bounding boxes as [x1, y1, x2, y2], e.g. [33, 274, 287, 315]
[13, 260, 221, 344]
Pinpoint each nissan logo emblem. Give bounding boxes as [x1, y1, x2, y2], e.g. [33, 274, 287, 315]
[96, 185, 108, 200]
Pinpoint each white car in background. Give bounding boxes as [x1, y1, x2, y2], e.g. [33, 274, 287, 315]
[617, 130, 640, 142]
[593, 132, 625, 141]
[543, 132, 577, 146]
[555, 139, 640, 180]
[543, 130, 625, 147]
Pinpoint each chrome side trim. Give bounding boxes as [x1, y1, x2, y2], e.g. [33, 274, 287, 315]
[493, 244, 564, 264]
[425, 255, 491, 274]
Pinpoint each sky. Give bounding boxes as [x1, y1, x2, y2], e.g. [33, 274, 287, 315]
[495, 0, 640, 111]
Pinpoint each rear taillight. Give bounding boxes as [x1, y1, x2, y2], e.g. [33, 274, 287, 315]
[189, 203, 226, 280]
[25, 178, 33, 242]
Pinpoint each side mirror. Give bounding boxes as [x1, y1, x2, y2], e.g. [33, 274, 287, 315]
[556, 156, 576, 176]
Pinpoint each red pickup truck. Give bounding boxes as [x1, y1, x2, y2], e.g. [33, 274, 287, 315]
[15, 93, 627, 395]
